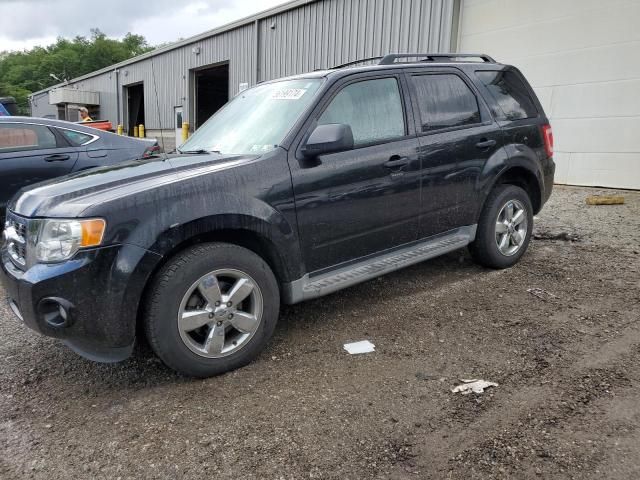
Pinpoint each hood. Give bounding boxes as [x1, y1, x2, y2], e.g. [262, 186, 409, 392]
[9, 152, 259, 218]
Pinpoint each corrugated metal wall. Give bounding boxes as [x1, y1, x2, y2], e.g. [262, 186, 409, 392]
[43, 22, 255, 131]
[31, 0, 456, 133]
[259, 0, 456, 80]
[71, 73, 118, 124]
[30, 91, 58, 118]
[122, 22, 254, 130]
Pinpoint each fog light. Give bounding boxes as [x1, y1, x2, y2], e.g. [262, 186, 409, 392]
[37, 297, 75, 328]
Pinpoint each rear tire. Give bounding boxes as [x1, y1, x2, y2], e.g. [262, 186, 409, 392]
[469, 184, 533, 269]
[144, 242, 280, 378]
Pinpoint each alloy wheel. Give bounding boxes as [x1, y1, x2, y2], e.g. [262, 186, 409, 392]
[177, 269, 264, 358]
[495, 199, 528, 256]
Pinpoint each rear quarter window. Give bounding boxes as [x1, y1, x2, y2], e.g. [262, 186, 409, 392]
[476, 70, 538, 121]
[59, 128, 95, 146]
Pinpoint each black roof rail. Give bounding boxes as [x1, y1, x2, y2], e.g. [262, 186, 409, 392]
[378, 53, 496, 65]
[331, 56, 386, 69]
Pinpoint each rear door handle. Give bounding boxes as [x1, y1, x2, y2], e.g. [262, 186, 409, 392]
[475, 139, 497, 149]
[384, 156, 409, 170]
[44, 154, 71, 162]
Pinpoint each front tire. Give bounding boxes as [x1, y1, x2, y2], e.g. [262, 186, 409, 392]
[144, 243, 280, 378]
[469, 184, 533, 269]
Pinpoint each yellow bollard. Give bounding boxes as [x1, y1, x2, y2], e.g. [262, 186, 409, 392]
[133, 125, 139, 138]
[139, 124, 145, 138]
[182, 121, 190, 143]
[117, 124, 123, 136]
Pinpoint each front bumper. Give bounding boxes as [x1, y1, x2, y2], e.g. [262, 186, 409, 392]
[1, 243, 161, 362]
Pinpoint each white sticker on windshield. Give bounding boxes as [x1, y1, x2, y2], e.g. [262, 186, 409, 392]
[249, 144, 275, 152]
[270, 88, 307, 100]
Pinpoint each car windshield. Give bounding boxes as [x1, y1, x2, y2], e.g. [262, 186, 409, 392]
[179, 78, 324, 155]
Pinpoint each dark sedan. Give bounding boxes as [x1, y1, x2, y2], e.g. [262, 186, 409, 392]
[0, 117, 157, 220]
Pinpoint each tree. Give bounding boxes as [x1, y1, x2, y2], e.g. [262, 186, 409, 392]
[0, 30, 155, 114]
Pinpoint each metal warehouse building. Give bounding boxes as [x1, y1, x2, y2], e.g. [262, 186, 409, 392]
[30, 0, 460, 150]
[30, 0, 640, 189]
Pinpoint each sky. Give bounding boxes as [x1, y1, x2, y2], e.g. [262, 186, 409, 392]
[0, 0, 291, 52]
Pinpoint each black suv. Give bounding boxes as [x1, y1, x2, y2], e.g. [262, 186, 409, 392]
[1, 54, 554, 377]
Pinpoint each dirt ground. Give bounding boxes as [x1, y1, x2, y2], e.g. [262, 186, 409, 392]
[1, 185, 639, 480]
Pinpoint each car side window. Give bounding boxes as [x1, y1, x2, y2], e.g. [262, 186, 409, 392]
[476, 70, 538, 120]
[0, 123, 57, 153]
[411, 74, 481, 132]
[58, 129, 95, 146]
[318, 77, 405, 147]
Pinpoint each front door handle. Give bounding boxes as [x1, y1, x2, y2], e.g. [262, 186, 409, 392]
[44, 154, 71, 162]
[384, 156, 409, 170]
[475, 139, 497, 149]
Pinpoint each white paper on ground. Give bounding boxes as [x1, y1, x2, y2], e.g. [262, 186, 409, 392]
[451, 379, 499, 395]
[343, 340, 375, 355]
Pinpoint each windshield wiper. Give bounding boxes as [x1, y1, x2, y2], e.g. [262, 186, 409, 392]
[177, 149, 208, 154]
[176, 148, 222, 155]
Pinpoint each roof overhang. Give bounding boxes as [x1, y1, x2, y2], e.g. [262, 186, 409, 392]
[49, 88, 100, 106]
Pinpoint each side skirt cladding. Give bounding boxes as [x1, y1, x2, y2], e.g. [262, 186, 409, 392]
[283, 225, 477, 304]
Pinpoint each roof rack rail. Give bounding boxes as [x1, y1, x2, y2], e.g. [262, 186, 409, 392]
[331, 56, 386, 69]
[378, 53, 496, 65]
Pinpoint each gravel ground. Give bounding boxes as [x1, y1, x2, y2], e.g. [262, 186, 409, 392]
[1, 185, 639, 479]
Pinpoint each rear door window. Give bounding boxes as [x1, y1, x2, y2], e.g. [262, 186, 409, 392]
[410, 74, 481, 132]
[0, 123, 57, 153]
[476, 70, 538, 120]
[319, 77, 406, 146]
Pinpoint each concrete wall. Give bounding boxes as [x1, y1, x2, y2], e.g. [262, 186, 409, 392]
[459, 0, 640, 189]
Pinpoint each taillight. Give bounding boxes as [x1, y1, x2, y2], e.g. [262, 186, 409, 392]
[541, 124, 553, 158]
[143, 144, 161, 158]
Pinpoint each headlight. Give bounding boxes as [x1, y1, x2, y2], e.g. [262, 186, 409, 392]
[35, 219, 106, 263]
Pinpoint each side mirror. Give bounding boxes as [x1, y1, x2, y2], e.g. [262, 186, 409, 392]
[301, 123, 354, 158]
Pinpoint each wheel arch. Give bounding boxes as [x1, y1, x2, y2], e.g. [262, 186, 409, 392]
[496, 166, 542, 213]
[483, 165, 543, 215]
[151, 226, 291, 285]
[133, 217, 299, 342]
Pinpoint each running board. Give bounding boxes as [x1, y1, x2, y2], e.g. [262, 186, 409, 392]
[283, 225, 476, 304]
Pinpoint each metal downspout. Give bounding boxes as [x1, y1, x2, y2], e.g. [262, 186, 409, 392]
[114, 68, 121, 126]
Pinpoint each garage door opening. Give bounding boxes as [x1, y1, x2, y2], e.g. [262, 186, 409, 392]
[194, 63, 229, 128]
[126, 83, 145, 136]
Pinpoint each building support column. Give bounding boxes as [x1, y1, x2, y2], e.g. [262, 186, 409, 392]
[451, 0, 463, 52]
[254, 19, 261, 85]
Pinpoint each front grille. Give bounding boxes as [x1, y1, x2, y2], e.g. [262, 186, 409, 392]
[4, 213, 28, 268]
